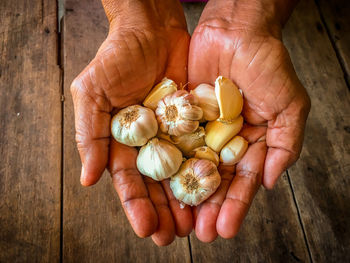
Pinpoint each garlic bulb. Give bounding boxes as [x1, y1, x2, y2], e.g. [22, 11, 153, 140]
[137, 138, 183, 181]
[220, 136, 248, 165]
[170, 127, 205, 157]
[111, 105, 158, 147]
[143, 78, 177, 110]
[191, 146, 219, 166]
[155, 90, 203, 136]
[190, 84, 219, 121]
[170, 158, 221, 206]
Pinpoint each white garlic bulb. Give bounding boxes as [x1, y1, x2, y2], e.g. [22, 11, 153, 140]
[190, 84, 220, 121]
[111, 105, 158, 147]
[170, 158, 221, 206]
[137, 138, 183, 181]
[155, 90, 203, 136]
[170, 127, 206, 157]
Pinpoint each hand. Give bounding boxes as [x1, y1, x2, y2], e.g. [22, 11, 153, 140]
[188, 0, 311, 242]
[70, 0, 192, 246]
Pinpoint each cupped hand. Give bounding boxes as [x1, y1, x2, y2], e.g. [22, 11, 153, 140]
[70, 0, 192, 245]
[188, 0, 311, 242]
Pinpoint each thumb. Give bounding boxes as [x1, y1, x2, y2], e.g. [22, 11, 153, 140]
[71, 61, 112, 186]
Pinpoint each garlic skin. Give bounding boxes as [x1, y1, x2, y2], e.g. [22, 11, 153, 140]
[137, 138, 183, 181]
[191, 146, 219, 166]
[190, 84, 220, 121]
[155, 90, 203, 136]
[220, 136, 248, 165]
[143, 78, 177, 110]
[111, 105, 158, 147]
[170, 158, 221, 206]
[171, 127, 205, 157]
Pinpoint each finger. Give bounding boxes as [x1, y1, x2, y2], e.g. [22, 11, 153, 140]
[217, 142, 267, 239]
[194, 165, 235, 243]
[109, 139, 158, 238]
[71, 70, 112, 186]
[144, 178, 175, 246]
[263, 147, 295, 189]
[162, 180, 193, 237]
[264, 97, 310, 189]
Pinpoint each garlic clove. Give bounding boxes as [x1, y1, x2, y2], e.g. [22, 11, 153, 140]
[170, 127, 205, 157]
[170, 158, 221, 206]
[220, 136, 248, 165]
[111, 105, 158, 147]
[215, 76, 243, 122]
[191, 146, 219, 166]
[136, 138, 183, 181]
[190, 84, 220, 121]
[205, 115, 243, 152]
[179, 105, 203, 120]
[155, 90, 203, 136]
[143, 78, 177, 110]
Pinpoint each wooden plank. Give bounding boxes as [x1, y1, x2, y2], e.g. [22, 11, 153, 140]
[182, 3, 310, 262]
[0, 0, 61, 262]
[283, 0, 350, 261]
[189, 176, 310, 262]
[316, 0, 350, 86]
[62, 0, 190, 262]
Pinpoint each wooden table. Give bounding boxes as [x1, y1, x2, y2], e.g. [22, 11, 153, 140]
[1, 0, 349, 262]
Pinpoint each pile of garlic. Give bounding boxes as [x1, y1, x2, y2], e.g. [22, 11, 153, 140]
[111, 76, 248, 207]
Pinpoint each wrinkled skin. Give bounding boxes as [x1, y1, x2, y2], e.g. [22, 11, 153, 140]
[70, 1, 193, 246]
[71, 0, 310, 245]
[188, 3, 310, 242]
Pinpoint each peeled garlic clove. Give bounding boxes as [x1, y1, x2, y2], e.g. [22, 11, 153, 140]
[205, 115, 243, 152]
[215, 76, 243, 122]
[111, 105, 158, 147]
[170, 127, 205, 157]
[191, 146, 219, 166]
[143, 78, 177, 110]
[170, 158, 221, 206]
[190, 84, 220, 121]
[220, 136, 248, 165]
[137, 138, 183, 181]
[155, 90, 203, 136]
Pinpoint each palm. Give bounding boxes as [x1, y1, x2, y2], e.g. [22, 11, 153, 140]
[71, 26, 192, 245]
[189, 25, 310, 241]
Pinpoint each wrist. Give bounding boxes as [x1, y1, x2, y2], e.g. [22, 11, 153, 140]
[198, 0, 298, 38]
[101, 0, 187, 31]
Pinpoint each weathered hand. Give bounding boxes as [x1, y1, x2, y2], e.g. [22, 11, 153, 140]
[188, 0, 310, 242]
[70, 0, 192, 245]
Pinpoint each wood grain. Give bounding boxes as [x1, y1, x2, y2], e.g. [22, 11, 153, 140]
[0, 0, 61, 262]
[316, 0, 350, 85]
[62, 0, 190, 262]
[182, 3, 310, 262]
[189, 175, 310, 263]
[283, 0, 350, 261]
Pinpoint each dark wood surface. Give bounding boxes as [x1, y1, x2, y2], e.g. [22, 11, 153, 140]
[0, 0, 61, 262]
[0, 0, 349, 262]
[284, 0, 350, 261]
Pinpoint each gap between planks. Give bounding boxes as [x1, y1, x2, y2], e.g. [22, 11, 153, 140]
[286, 170, 313, 263]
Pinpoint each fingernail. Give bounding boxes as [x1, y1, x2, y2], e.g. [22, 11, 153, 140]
[80, 165, 87, 185]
